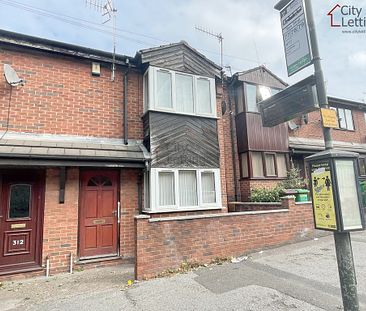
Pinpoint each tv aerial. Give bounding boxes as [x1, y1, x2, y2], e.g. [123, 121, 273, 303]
[3, 64, 25, 87]
[86, 0, 117, 81]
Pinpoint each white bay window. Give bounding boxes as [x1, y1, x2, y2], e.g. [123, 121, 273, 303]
[143, 66, 216, 118]
[150, 168, 221, 211]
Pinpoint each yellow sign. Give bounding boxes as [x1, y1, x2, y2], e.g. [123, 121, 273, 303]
[320, 108, 338, 128]
[311, 161, 337, 230]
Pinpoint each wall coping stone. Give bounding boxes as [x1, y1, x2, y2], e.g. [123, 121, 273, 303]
[229, 202, 282, 206]
[295, 201, 312, 205]
[148, 209, 289, 223]
[142, 207, 224, 214]
[135, 214, 151, 220]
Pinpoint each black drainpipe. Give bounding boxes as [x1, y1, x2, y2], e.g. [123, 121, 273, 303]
[123, 59, 131, 145]
[228, 83, 240, 202]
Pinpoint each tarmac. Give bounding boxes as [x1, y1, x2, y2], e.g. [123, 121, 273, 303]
[1, 231, 366, 311]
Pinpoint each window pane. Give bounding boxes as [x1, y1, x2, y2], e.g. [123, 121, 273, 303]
[345, 109, 354, 130]
[202, 172, 216, 204]
[252, 152, 264, 177]
[265, 154, 276, 176]
[9, 184, 31, 218]
[157, 70, 172, 109]
[258, 86, 271, 101]
[360, 158, 366, 176]
[271, 88, 280, 95]
[245, 84, 258, 112]
[143, 72, 149, 111]
[176, 74, 194, 113]
[241, 153, 249, 178]
[179, 171, 198, 206]
[338, 108, 347, 129]
[335, 160, 362, 230]
[159, 172, 175, 206]
[277, 154, 287, 178]
[196, 78, 211, 114]
[237, 85, 244, 113]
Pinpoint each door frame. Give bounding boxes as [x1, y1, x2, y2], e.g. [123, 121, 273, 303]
[77, 168, 121, 260]
[0, 169, 45, 275]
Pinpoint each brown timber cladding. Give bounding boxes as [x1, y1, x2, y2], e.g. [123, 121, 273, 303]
[236, 113, 289, 153]
[146, 111, 220, 168]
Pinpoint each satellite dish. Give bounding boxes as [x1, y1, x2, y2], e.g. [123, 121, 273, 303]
[3, 64, 25, 86]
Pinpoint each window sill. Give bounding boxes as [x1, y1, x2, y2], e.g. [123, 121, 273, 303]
[143, 109, 219, 120]
[143, 206, 224, 214]
[239, 177, 287, 181]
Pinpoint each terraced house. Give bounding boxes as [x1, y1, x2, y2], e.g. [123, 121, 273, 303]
[1, 29, 363, 281]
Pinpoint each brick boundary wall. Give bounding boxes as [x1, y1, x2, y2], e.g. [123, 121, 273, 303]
[135, 197, 314, 280]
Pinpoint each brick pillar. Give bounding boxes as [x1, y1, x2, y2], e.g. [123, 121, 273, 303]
[134, 214, 151, 280]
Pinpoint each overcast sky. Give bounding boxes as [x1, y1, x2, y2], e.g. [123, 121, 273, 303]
[0, 0, 365, 102]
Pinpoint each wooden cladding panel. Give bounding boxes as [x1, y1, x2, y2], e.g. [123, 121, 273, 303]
[148, 112, 220, 168]
[236, 113, 289, 153]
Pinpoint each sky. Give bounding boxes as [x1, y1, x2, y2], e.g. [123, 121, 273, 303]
[0, 0, 365, 102]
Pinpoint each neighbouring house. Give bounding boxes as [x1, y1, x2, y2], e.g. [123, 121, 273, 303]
[225, 66, 289, 202]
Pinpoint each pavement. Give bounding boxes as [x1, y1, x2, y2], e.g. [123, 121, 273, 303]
[1, 231, 366, 311]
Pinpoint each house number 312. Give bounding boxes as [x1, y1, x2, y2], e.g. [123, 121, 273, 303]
[12, 239, 24, 246]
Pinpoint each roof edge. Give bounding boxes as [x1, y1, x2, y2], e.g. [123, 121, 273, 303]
[0, 29, 136, 66]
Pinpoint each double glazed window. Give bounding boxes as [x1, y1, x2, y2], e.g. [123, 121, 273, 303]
[237, 83, 281, 113]
[331, 107, 354, 130]
[151, 168, 221, 210]
[143, 66, 216, 117]
[241, 152, 288, 178]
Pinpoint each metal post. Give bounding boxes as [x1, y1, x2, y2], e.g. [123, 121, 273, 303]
[334, 232, 359, 310]
[304, 0, 332, 150]
[304, 0, 359, 309]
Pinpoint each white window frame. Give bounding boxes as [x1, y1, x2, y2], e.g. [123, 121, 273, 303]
[149, 168, 222, 211]
[143, 66, 217, 118]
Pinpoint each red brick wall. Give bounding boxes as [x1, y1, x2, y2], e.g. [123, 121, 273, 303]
[0, 46, 143, 139]
[290, 110, 366, 144]
[30, 167, 139, 277]
[120, 168, 141, 260]
[239, 179, 282, 201]
[216, 84, 228, 209]
[135, 197, 314, 280]
[42, 168, 79, 274]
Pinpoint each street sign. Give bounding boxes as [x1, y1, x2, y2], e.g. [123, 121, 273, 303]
[279, 0, 312, 76]
[258, 75, 318, 127]
[320, 108, 338, 128]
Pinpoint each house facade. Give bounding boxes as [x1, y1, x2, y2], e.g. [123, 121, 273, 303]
[0, 30, 148, 277]
[0, 29, 363, 280]
[0, 30, 230, 279]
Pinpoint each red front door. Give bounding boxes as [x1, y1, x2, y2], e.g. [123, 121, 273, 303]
[79, 170, 119, 259]
[0, 171, 44, 274]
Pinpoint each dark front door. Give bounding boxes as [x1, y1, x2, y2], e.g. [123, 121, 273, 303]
[0, 171, 44, 274]
[79, 170, 119, 259]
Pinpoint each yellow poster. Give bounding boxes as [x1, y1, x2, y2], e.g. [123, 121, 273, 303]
[311, 161, 337, 230]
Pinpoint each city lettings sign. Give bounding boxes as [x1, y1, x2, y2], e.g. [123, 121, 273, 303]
[279, 0, 312, 76]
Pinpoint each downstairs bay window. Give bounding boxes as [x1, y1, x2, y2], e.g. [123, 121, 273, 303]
[149, 168, 221, 211]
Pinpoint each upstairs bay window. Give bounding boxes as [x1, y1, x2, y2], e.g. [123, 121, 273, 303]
[236, 83, 281, 113]
[143, 66, 216, 117]
[150, 168, 221, 211]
